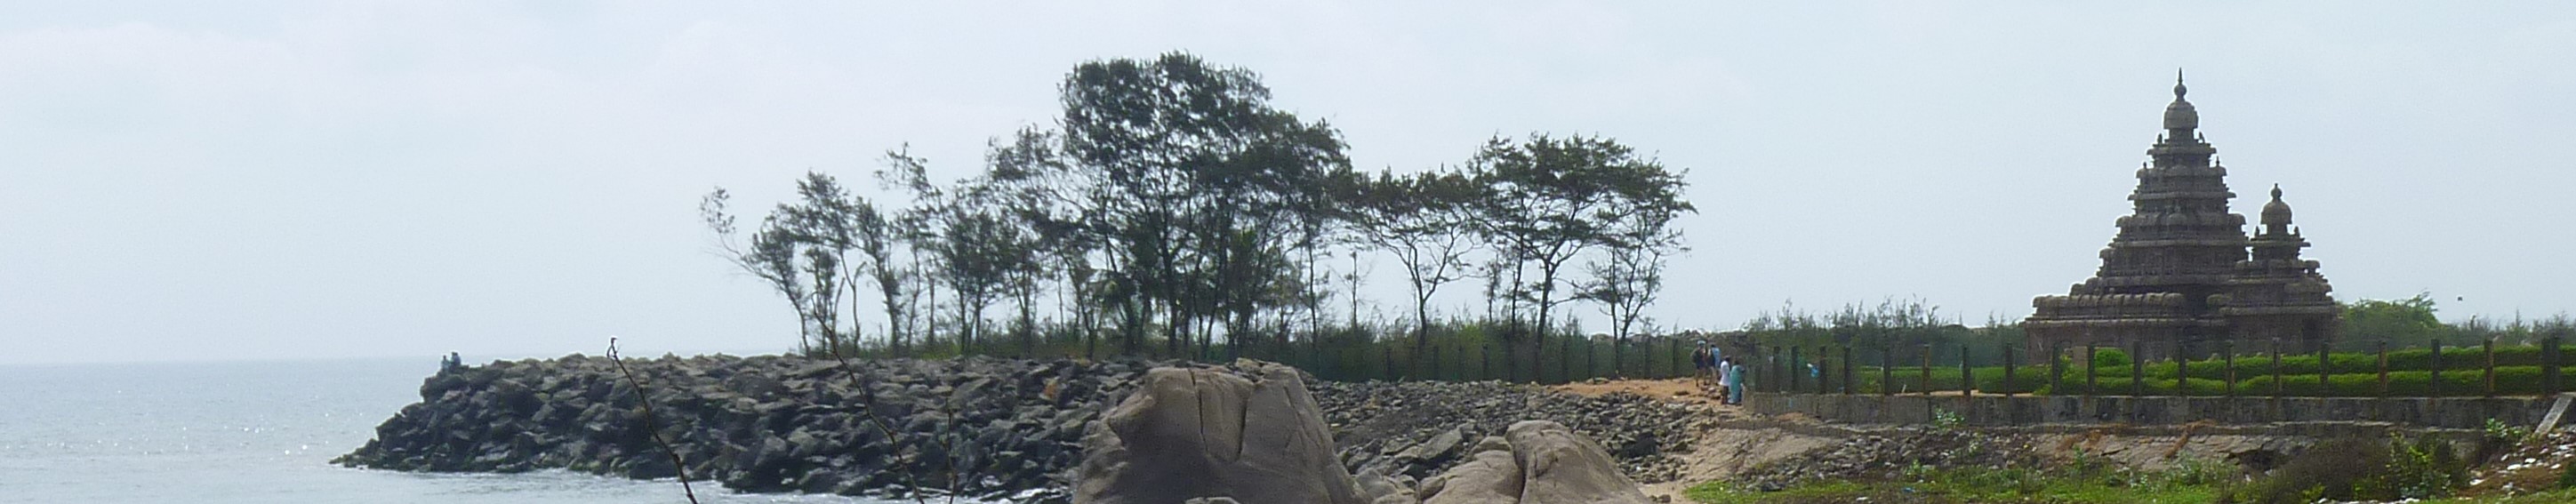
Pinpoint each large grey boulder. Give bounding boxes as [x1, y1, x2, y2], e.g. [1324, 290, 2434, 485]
[1073, 360, 1368, 504]
[1418, 436, 1522, 504]
[1505, 420, 1650, 504]
[1417, 420, 1649, 504]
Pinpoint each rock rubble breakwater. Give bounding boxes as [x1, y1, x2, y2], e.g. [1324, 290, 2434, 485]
[334, 355, 1707, 501]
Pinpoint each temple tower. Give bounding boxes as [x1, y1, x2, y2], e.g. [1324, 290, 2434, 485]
[2026, 73, 2339, 361]
[2218, 186, 2340, 351]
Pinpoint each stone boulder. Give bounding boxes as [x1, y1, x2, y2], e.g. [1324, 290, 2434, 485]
[1073, 360, 1368, 504]
[1417, 436, 1522, 504]
[1417, 420, 1649, 504]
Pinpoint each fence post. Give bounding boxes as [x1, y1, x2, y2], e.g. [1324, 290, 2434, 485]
[2050, 341, 2066, 396]
[2175, 340, 2189, 397]
[1793, 347, 1813, 393]
[1960, 344, 1973, 398]
[1385, 345, 1396, 382]
[2316, 343, 2330, 395]
[2002, 342, 2017, 398]
[1673, 339, 1683, 380]
[1842, 346, 1856, 395]
[1921, 344, 1934, 396]
[2085, 344, 2099, 396]
[1765, 345, 1776, 393]
[1585, 337, 1596, 381]
[2430, 340, 2444, 398]
[2223, 340, 2236, 397]
[1881, 345, 1894, 396]
[2378, 340, 2390, 397]
[2131, 342, 2146, 396]
[2484, 338, 2497, 397]
[2548, 336, 2564, 396]
[1816, 346, 1831, 394]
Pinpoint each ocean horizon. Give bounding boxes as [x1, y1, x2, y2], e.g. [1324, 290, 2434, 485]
[0, 356, 911, 504]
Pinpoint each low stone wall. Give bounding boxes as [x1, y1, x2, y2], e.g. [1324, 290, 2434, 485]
[1746, 392, 2565, 428]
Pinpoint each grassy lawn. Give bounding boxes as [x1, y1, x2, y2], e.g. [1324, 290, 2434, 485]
[1683, 465, 2220, 504]
[1686, 471, 2576, 504]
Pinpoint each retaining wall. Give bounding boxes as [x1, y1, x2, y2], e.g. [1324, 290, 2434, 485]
[1745, 392, 2564, 429]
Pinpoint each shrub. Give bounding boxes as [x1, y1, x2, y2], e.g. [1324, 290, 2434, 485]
[2244, 437, 2388, 504]
[2238, 435, 2468, 504]
[2092, 348, 2131, 370]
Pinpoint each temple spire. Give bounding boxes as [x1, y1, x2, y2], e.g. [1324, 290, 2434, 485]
[2163, 69, 2201, 137]
[2174, 68, 2187, 100]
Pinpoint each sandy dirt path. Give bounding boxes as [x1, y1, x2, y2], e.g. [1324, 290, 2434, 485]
[1548, 378, 1842, 501]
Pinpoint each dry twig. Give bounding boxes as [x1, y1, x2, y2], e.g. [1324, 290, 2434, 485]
[606, 337, 702, 504]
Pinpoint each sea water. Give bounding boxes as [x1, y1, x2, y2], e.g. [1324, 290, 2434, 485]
[0, 357, 907, 504]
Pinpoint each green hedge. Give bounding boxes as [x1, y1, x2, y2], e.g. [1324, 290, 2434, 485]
[1826, 364, 2552, 396]
[2130, 345, 2575, 380]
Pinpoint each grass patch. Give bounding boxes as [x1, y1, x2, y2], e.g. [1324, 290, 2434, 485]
[1683, 464, 2221, 504]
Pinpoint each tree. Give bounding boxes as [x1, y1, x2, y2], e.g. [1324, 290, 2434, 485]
[1469, 133, 1686, 382]
[702, 188, 820, 351]
[1339, 168, 1482, 373]
[2345, 293, 2448, 348]
[847, 193, 908, 355]
[879, 148, 949, 351]
[1580, 164, 1693, 376]
[701, 180, 869, 355]
[1056, 52, 1348, 357]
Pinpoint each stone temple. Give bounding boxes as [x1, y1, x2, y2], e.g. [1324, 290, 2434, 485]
[2025, 75, 2339, 361]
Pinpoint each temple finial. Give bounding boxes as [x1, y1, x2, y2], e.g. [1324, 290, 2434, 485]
[2271, 183, 2283, 200]
[2174, 68, 2187, 100]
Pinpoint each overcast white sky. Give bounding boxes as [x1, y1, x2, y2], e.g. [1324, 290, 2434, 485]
[4, 2, 2572, 364]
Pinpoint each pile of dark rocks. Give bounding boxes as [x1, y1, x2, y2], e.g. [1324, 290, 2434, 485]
[334, 355, 1713, 501]
[335, 354, 1160, 501]
[1310, 380, 1712, 484]
[1728, 428, 2050, 491]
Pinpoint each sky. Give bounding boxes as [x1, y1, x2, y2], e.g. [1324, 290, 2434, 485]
[4, 2, 2572, 364]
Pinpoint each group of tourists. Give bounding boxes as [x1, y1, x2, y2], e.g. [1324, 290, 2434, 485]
[1689, 341, 1744, 405]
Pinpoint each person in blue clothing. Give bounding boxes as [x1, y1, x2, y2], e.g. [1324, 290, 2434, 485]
[1710, 341, 1730, 385]
[1723, 357, 1747, 405]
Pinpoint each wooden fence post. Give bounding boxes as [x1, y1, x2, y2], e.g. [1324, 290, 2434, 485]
[2175, 340, 2189, 397]
[1882, 345, 1894, 396]
[2548, 336, 2564, 396]
[2131, 342, 2146, 396]
[2316, 343, 2330, 395]
[1793, 347, 1813, 393]
[2430, 340, 2444, 398]
[1817, 346, 1831, 394]
[1960, 344, 1973, 398]
[2271, 338, 2284, 398]
[2002, 342, 2017, 397]
[2050, 341, 2066, 396]
[2086, 344, 2099, 396]
[2223, 340, 2236, 396]
[1921, 344, 1934, 396]
[2484, 338, 2497, 397]
[2379, 340, 2390, 397]
[1842, 346, 1855, 395]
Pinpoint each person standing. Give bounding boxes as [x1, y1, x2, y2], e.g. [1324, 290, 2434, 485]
[1707, 343, 1722, 378]
[1724, 357, 1746, 405]
[1689, 342, 1712, 384]
[1715, 356, 1737, 404]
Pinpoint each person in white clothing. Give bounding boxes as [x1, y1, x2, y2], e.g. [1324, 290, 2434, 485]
[1714, 357, 1737, 404]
